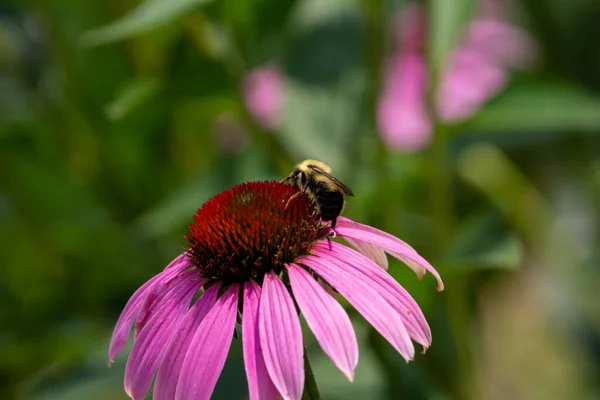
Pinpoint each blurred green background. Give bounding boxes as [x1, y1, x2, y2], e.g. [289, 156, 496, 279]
[2, 0, 600, 399]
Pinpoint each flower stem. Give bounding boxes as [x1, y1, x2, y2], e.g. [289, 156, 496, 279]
[429, 122, 454, 250]
[301, 348, 321, 400]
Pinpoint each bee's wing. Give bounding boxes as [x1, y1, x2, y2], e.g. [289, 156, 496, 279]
[307, 165, 354, 196]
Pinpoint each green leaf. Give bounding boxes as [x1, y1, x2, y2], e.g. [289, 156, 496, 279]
[440, 209, 525, 273]
[105, 77, 161, 121]
[280, 73, 366, 173]
[80, 0, 215, 47]
[428, 0, 476, 78]
[466, 81, 600, 132]
[135, 174, 221, 239]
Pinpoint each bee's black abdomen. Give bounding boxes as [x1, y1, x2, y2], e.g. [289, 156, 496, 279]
[314, 183, 344, 226]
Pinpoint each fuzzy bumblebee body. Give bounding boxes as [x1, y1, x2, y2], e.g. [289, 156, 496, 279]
[280, 159, 354, 228]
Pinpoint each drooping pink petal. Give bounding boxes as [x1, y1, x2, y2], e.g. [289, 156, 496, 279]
[124, 271, 201, 400]
[334, 219, 444, 291]
[436, 47, 508, 122]
[153, 284, 220, 400]
[108, 257, 190, 364]
[300, 255, 415, 362]
[313, 242, 431, 347]
[242, 64, 284, 131]
[464, 19, 537, 69]
[377, 52, 432, 152]
[259, 272, 304, 400]
[242, 281, 281, 400]
[175, 284, 240, 400]
[344, 237, 389, 270]
[288, 265, 359, 380]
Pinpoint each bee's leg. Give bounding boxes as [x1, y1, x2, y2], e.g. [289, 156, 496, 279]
[284, 192, 302, 209]
[326, 235, 333, 250]
[285, 177, 312, 209]
[328, 217, 338, 238]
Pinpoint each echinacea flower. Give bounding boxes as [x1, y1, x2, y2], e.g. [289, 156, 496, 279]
[110, 181, 443, 400]
[242, 64, 284, 131]
[377, 1, 536, 152]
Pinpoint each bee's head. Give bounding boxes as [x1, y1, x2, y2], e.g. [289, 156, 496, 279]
[279, 167, 302, 184]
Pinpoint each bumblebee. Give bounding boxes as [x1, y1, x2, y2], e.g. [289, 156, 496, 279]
[280, 159, 354, 228]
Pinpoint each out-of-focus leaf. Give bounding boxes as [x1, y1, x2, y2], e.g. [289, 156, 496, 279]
[286, 5, 363, 86]
[135, 174, 221, 239]
[310, 323, 386, 400]
[80, 0, 215, 47]
[457, 143, 554, 243]
[466, 81, 600, 132]
[280, 73, 366, 173]
[277, 0, 366, 171]
[105, 77, 161, 121]
[440, 210, 525, 273]
[440, 235, 524, 273]
[428, 0, 475, 78]
[457, 143, 588, 265]
[27, 347, 126, 400]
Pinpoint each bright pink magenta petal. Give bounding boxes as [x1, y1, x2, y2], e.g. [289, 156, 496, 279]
[242, 64, 284, 131]
[288, 265, 359, 380]
[344, 237, 389, 270]
[152, 285, 220, 400]
[124, 271, 200, 400]
[377, 52, 432, 152]
[436, 47, 507, 122]
[243, 281, 281, 400]
[334, 219, 444, 291]
[135, 265, 201, 339]
[301, 255, 415, 362]
[259, 272, 304, 400]
[108, 256, 190, 364]
[175, 284, 240, 400]
[313, 242, 431, 347]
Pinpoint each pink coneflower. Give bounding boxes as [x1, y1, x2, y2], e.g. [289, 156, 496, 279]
[242, 65, 284, 131]
[109, 181, 443, 400]
[377, 1, 536, 152]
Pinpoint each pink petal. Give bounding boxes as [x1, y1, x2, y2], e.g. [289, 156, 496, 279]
[334, 219, 444, 291]
[242, 281, 281, 400]
[300, 255, 415, 362]
[175, 284, 240, 400]
[288, 265, 359, 380]
[464, 19, 537, 69]
[124, 271, 200, 400]
[313, 242, 431, 347]
[108, 257, 190, 364]
[436, 47, 508, 122]
[377, 52, 432, 152]
[135, 268, 202, 340]
[344, 237, 389, 270]
[259, 272, 304, 400]
[153, 284, 220, 400]
[242, 64, 284, 130]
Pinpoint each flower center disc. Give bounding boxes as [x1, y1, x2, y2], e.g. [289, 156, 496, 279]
[186, 181, 323, 284]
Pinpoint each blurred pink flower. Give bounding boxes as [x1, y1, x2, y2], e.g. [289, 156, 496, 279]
[242, 64, 284, 131]
[377, 2, 536, 152]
